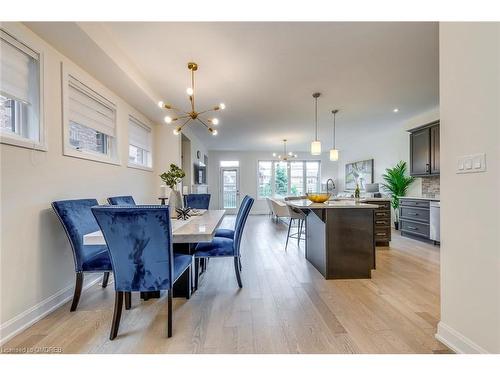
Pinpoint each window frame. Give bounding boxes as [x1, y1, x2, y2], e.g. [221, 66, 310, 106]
[257, 159, 321, 199]
[0, 26, 46, 151]
[127, 114, 153, 172]
[61, 62, 120, 166]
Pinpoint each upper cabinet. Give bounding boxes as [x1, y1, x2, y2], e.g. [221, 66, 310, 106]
[408, 120, 440, 176]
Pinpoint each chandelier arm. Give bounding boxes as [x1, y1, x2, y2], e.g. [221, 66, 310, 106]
[197, 108, 217, 116]
[191, 68, 195, 113]
[178, 118, 192, 130]
[196, 118, 211, 129]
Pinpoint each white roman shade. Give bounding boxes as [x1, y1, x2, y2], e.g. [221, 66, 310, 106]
[68, 76, 116, 137]
[0, 30, 39, 104]
[128, 116, 151, 151]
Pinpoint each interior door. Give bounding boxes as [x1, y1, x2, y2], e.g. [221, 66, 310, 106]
[220, 167, 240, 214]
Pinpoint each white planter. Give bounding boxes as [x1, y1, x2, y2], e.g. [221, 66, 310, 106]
[169, 189, 182, 218]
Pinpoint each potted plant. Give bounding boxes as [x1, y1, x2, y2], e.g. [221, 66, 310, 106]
[381, 161, 415, 230]
[160, 164, 186, 217]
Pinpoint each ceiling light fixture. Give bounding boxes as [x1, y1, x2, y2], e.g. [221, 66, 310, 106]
[310, 92, 322, 155]
[274, 139, 297, 161]
[157, 62, 225, 136]
[393, 108, 399, 113]
[330, 109, 339, 161]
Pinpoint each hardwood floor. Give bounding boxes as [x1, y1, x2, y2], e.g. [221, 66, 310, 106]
[2, 215, 451, 354]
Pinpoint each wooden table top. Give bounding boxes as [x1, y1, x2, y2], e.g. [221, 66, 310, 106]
[84, 209, 226, 245]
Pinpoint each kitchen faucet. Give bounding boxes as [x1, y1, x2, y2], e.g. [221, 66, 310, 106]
[326, 178, 335, 194]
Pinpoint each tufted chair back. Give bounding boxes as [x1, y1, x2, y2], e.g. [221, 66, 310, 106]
[233, 196, 254, 256]
[107, 196, 136, 205]
[184, 194, 211, 209]
[91, 205, 174, 292]
[52, 199, 102, 272]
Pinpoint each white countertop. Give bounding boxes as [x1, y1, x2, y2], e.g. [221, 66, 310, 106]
[399, 196, 440, 201]
[288, 199, 378, 209]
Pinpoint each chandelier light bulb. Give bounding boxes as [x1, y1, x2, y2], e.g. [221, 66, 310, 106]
[212, 118, 219, 125]
[272, 153, 277, 157]
[288, 151, 293, 156]
[158, 101, 164, 108]
[164, 116, 172, 124]
[173, 127, 181, 135]
[219, 103, 226, 110]
[212, 129, 218, 136]
[186, 87, 194, 96]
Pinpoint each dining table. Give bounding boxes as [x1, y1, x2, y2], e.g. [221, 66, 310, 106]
[83, 209, 226, 298]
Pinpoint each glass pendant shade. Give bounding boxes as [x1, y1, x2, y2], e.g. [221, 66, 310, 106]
[329, 148, 339, 161]
[311, 141, 322, 155]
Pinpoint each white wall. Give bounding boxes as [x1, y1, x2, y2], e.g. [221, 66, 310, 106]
[436, 22, 500, 354]
[335, 107, 439, 197]
[207, 150, 338, 214]
[0, 23, 178, 342]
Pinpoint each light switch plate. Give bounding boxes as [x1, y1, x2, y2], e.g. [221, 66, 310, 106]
[457, 153, 486, 174]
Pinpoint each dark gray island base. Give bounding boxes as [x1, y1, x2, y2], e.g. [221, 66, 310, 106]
[288, 200, 377, 279]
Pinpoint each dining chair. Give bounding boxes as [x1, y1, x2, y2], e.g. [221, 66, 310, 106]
[184, 194, 211, 209]
[285, 204, 306, 250]
[107, 196, 136, 205]
[269, 198, 290, 223]
[52, 199, 112, 312]
[91, 205, 192, 340]
[265, 197, 274, 218]
[214, 195, 250, 240]
[194, 196, 254, 288]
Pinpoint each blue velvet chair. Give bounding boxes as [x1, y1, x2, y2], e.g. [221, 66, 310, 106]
[184, 194, 211, 209]
[214, 195, 251, 240]
[107, 195, 136, 205]
[91, 205, 192, 340]
[194, 196, 254, 288]
[52, 199, 112, 312]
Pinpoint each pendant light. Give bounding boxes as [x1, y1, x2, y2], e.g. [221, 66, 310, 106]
[329, 109, 339, 161]
[310, 92, 322, 155]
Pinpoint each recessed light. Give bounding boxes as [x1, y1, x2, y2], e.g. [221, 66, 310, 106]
[393, 108, 399, 113]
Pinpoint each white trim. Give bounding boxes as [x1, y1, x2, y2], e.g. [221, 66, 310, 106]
[127, 162, 153, 172]
[436, 321, 489, 354]
[0, 274, 102, 346]
[0, 132, 47, 151]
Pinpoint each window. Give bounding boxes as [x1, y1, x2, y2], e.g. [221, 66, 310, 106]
[220, 160, 239, 167]
[257, 160, 321, 199]
[0, 29, 43, 149]
[63, 72, 118, 163]
[128, 116, 152, 169]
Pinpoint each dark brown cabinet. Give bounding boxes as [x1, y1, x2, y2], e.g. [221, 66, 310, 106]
[408, 120, 440, 176]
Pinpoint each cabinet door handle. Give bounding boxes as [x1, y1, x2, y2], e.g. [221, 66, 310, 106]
[408, 226, 418, 230]
[408, 212, 418, 216]
[426, 163, 430, 172]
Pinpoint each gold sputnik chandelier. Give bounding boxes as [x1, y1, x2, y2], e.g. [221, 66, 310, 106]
[157, 62, 225, 136]
[273, 139, 298, 161]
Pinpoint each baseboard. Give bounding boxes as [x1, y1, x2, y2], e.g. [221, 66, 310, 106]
[436, 321, 489, 354]
[0, 274, 102, 346]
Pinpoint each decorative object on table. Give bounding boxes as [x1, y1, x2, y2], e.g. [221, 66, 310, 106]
[160, 185, 168, 198]
[345, 159, 374, 190]
[329, 109, 340, 161]
[310, 92, 322, 155]
[176, 207, 192, 220]
[160, 164, 186, 218]
[354, 183, 361, 199]
[272, 139, 297, 160]
[157, 62, 225, 136]
[306, 192, 331, 203]
[381, 161, 415, 230]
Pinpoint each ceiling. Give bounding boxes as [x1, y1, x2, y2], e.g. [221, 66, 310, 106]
[26, 22, 439, 151]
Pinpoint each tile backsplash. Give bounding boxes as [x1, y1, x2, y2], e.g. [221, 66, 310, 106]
[421, 175, 440, 198]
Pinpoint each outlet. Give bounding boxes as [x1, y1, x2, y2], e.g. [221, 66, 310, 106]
[457, 153, 486, 174]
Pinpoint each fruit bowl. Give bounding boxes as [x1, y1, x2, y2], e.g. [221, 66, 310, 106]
[306, 192, 331, 203]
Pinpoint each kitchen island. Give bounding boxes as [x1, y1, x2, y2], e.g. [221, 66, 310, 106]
[287, 199, 378, 279]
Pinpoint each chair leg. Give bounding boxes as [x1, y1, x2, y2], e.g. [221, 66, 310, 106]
[239, 257, 242, 272]
[285, 219, 292, 251]
[110, 291, 123, 340]
[124, 292, 131, 310]
[194, 258, 200, 290]
[186, 266, 192, 300]
[297, 219, 303, 246]
[70, 272, 84, 312]
[102, 272, 110, 288]
[234, 257, 243, 288]
[167, 288, 173, 338]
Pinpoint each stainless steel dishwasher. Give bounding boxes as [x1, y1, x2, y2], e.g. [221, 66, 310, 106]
[430, 201, 440, 244]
